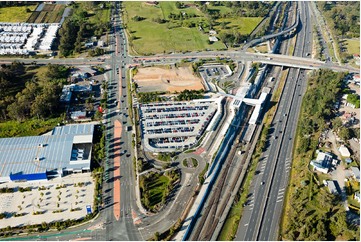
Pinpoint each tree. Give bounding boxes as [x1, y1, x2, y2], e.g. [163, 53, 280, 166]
[94, 110, 103, 120]
[175, 1, 184, 9]
[154, 232, 160, 241]
[347, 93, 360, 108]
[78, 11, 87, 19]
[132, 15, 144, 21]
[338, 127, 351, 141]
[332, 117, 343, 131]
[298, 137, 310, 154]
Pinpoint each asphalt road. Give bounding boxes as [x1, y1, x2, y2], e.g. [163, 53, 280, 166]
[100, 3, 140, 241]
[0, 49, 358, 74]
[1, 1, 358, 241]
[236, 1, 312, 240]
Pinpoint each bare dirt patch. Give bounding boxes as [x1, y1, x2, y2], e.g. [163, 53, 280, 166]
[133, 66, 204, 93]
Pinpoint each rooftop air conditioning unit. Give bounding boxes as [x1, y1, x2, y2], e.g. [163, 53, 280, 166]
[34, 157, 40, 162]
[38, 143, 46, 147]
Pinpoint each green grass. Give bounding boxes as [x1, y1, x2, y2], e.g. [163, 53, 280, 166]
[123, 2, 261, 55]
[0, 117, 62, 138]
[191, 158, 198, 167]
[0, 5, 37, 22]
[207, 5, 233, 15]
[214, 17, 263, 35]
[87, 8, 110, 25]
[160, 2, 202, 20]
[148, 175, 170, 207]
[344, 39, 360, 56]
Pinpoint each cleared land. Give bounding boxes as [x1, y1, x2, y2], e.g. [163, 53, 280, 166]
[27, 4, 66, 23]
[123, 2, 262, 54]
[133, 66, 204, 93]
[87, 8, 110, 25]
[0, 5, 37, 22]
[344, 39, 360, 55]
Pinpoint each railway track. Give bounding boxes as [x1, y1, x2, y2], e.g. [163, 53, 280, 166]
[190, 106, 252, 240]
[187, 3, 301, 240]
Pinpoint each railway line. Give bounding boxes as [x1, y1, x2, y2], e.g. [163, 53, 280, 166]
[186, 2, 300, 240]
[190, 106, 251, 241]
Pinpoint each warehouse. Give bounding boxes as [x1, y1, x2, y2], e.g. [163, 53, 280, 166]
[0, 123, 94, 183]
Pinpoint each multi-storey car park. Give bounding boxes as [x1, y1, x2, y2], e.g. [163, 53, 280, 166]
[139, 98, 223, 152]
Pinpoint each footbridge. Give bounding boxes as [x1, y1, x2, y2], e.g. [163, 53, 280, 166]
[218, 90, 269, 125]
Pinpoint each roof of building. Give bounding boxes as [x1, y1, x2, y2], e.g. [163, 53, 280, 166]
[0, 124, 94, 179]
[350, 166, 360, 180]
[52, 123, 93, 135]
[338, 145, 351, 157]
[316, 151, 333, 167]
[209, 36, 218, 42]
[209, 30, 217, 35]
[326, 180, 339, 195]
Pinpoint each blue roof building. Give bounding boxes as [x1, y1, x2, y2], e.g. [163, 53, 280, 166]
[0, 123, 94, 183]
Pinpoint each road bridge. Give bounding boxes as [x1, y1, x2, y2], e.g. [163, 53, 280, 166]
[242, 10, 300, 50]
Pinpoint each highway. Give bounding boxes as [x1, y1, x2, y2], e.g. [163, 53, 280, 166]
[236, 1, 313, 240]
[0, 49, 358, 74]
[242, 5, 299, 50]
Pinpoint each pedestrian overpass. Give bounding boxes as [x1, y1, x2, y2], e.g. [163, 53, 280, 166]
[218, 89, 269, 125]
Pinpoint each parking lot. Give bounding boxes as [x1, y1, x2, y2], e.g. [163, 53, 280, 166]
[198, 64, 232, 92]
[139, 100, 218, 151]
[0, 173, 94, 229]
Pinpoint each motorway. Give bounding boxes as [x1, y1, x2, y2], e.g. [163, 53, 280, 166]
[236, 1, 313, 240]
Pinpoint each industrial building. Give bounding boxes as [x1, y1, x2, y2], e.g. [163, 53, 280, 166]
[310, 150, 336, 174]
[0, 124, 94, 183]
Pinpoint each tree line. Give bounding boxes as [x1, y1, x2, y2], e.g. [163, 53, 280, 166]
[283, 69, 359, 240]
[317, 2, 360, 38]
[0, 62, 68, 122]
[58, 2, 110, 57]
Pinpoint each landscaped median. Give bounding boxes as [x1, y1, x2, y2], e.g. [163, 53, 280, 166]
[139, 169, 180, 213]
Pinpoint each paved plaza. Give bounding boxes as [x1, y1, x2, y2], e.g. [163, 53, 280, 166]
[0, 173, 94, 228]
